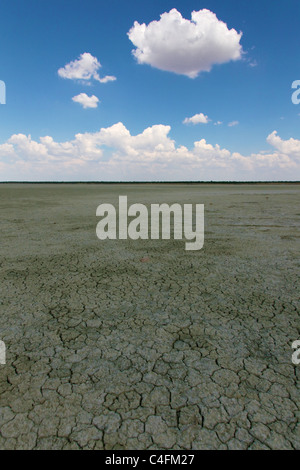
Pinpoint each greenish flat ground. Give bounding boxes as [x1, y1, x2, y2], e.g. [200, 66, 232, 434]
[0, 183, 299, 450]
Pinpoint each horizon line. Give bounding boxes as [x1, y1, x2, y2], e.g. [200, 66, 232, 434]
[0, 181, 299, 185]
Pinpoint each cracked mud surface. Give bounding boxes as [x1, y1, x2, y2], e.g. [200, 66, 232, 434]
[0, 183, 299, 450]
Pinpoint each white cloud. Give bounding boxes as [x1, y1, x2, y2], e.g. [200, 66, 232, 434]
[97, 75, 116, 84]
[58, 52, 116, 83]
[72, 93, 99, 109]
[249, 60, 258, 67]
[183, 113, 209, 125]
[228, 121, 239, 127]
[214, 121, 223, 126]
[0, 126, 299, 181]
[128, 8, 243, 78]
[266, 130, 300, 156]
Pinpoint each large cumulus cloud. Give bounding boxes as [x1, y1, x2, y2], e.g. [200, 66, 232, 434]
[128, 9, 243, 78]
[0, 124, 299, 181]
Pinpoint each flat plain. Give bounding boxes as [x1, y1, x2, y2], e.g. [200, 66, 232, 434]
[0, 183, 299, 450]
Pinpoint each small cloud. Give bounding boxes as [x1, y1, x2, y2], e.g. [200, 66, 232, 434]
[97, 75, 116, 84]
[72, 93, 100, 109]
[183, 113, 210, 125]
[214, 121, 223, 126]
[58, 52, 116, 84]
[246, 58, 258, 68]
[248, 59, 258, 67]
[228, 120, 239, 127]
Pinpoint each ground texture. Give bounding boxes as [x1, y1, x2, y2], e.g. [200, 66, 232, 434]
[0, 183, 299, 450]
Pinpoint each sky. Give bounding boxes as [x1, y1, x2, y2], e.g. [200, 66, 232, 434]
[0, 0, 299, 181]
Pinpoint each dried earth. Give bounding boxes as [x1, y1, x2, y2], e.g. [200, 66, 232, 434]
[0, 183, 299, 450]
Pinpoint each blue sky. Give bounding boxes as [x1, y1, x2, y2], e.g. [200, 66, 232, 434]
[0, 0, 299, 181]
